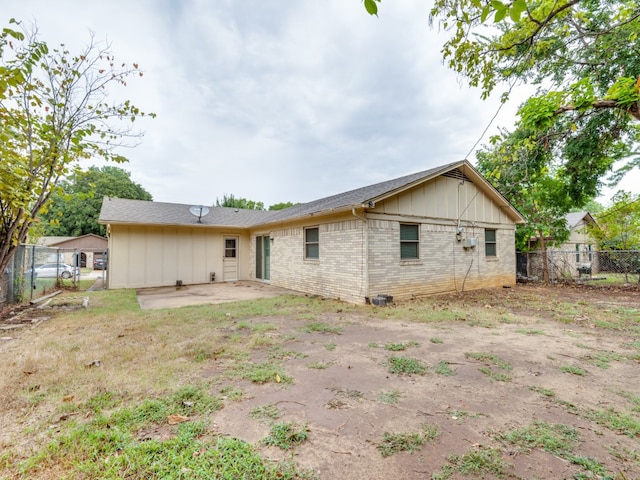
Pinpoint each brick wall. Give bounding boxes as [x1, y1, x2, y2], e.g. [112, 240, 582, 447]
[263, 217, 516, 304]
[368, 220, 516, 301]
[268, 220, 367, 303]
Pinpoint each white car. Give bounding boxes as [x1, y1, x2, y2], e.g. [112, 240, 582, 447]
[33, 263, 77, 279]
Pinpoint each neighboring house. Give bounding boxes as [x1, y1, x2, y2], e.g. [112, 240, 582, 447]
[98, 160, 525, 303]
[549, 212, 598, 277]
[521, 211, 598, 280]
[37, 234, 108, 268]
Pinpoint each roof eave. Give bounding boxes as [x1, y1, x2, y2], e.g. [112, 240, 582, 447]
[252, 205, 359, 228]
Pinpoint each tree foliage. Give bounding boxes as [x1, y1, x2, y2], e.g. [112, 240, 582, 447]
[268, 201, 300, 211]
[0, 20, 153, 274]
[477, 128, 572, 282]
[589, 191, 640, 250]
[40, 166, 153, 237]
[215, 194, 265, 210]
[429, 0, 640, 186]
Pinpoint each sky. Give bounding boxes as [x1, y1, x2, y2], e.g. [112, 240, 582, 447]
[5, 1, 638, 208]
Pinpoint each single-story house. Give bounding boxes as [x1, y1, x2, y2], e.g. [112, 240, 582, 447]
[98, 160, 525, 303]
[36, 234, 108, 268]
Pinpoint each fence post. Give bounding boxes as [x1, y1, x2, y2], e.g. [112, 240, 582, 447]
[29, 245, 36, 301]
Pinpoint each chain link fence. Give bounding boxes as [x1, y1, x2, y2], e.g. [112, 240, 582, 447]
[1, 244, 107, 304]
[517, 249, 640, 285]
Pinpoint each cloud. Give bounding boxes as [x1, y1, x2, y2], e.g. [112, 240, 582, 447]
[12, 0, 630, 209]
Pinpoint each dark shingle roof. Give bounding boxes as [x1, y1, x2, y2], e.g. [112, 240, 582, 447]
[99, 198, 278, 227]
[99, 160, 523, 227]
[256, 161, 464, 225]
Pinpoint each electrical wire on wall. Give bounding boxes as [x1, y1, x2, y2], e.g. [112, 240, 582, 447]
[453, 84, 518, 292]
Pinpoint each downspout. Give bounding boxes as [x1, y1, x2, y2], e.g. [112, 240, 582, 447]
[352, 208, 369, 302]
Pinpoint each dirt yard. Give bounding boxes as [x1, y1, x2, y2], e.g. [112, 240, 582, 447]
[1, 284, 639, 479]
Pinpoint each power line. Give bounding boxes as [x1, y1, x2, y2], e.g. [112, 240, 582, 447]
[464, 80, 518, 161]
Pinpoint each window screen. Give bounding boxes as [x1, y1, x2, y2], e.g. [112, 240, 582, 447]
[485, 229, 497, 257]
[400, 224, 419, 259]
[305, 227, 319, 259]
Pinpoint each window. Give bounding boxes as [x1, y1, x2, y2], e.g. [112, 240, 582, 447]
[305, 227, 319, 259]
[575, 244, 581, 263]
[224, 238, 236, 258]
[400, 224, 419, 259]
[485, 229, 497, 257]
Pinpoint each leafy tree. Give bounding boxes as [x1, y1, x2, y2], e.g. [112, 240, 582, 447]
[366, 1, 640, 195]
[477, 128, 572, 282]
[429, 0, 640, 193]
[40, 166, 153, 236]
[589, 191, 640, 250]
[572, 200, 604, 215]
[589, 191, 640, 282]
[215, 194, 265, 210]
[0, 20, 153, 275]
[268, 201, 300, 211]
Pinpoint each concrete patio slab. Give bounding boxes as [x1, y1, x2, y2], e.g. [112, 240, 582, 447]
[136, 281, 302, 310]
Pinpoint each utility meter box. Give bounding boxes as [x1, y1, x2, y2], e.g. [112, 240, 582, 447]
[462, 237, 477, 249]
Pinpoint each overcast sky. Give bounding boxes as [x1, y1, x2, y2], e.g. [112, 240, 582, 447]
[5, 1, 637, 208]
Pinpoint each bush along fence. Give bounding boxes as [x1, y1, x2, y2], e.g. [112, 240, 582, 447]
[517, 249, 640, 285]
[1, 244, 82, 304]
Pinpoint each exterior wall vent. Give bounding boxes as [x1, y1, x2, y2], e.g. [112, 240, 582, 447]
[443, 169, 473, 183]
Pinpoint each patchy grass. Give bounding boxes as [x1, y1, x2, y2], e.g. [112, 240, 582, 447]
[263, 422, 309, 450]
[236, 321, 278, 332]
[4, 285, 640, 479]
[515, 328, 546, 335]
[383, 341, 420, 351]
[465, 352, 512, 370]
[421, 423, 440, 442]
[377, 429, 427, 457]
[268, 347, 307, 360]
[249, 403, 283, 424]
[432, 447, 508, 479]
[617, 390, 640, 412]
[386, 356, 428, 375]
[448, 409, 484, 421]
[306, 361, 332, 369]
[497, 421, 578, 455]
[582, 351, 624, 369]
[330, 387, 364, 400]
[14, 386, 316, 480]
[560, 364, 586, 376]
[529, 385, 556, 397]
[377, 389, 402, 404]
[584, 407, 640, 438]
[227, 361, 292, 384]
[301, 322, 343, 335]
[466, 352, 512, 382]
[220, 385, 244, 401]
[434, 360, 455, 376]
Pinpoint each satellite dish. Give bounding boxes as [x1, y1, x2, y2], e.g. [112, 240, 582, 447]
[189, 205, 210, 223]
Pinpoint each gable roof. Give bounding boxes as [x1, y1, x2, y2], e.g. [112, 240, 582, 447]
[565, 211, 596, 229]
[99, 160, 525, 227]
[258, 159, 524, 225]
